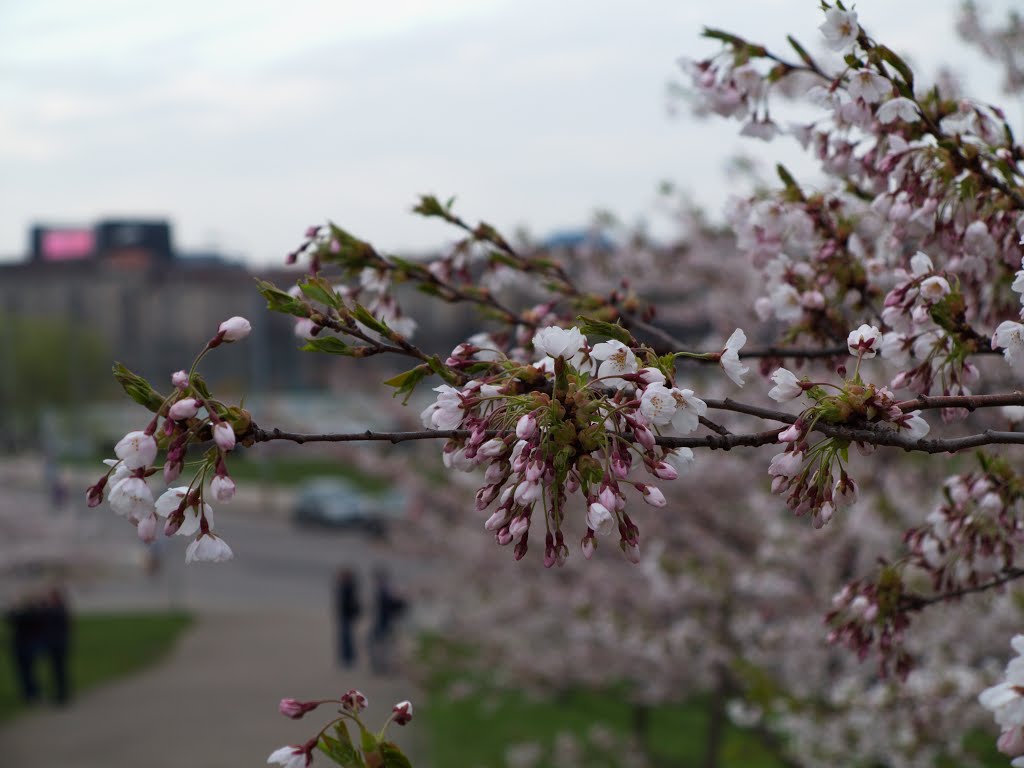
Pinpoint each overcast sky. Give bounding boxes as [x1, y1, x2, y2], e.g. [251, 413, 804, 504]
[0, 1, 1017, 265]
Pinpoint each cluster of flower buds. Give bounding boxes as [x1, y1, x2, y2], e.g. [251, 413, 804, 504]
[766, 324, 929, 528]
[904, 468, 1021, 594]
[876, 251, 984, 411]
[269, 689, 413, 768]
[422, 324, 712, 564]
[85, 317, 253, 563]
[826, 574, 913, 681]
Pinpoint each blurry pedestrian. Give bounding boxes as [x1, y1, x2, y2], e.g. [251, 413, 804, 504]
[38, 587, 70, 705]
[369, 567, 406, 676]
[333, 568, 361, 668]
[5, 595, 42, 704]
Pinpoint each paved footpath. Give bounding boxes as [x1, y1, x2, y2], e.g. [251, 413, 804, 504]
[0, 610, 422, 768]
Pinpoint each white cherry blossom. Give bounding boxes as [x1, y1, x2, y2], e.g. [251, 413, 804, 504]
[668, 388, 707, 434]
[109, 476, 154, 520]
[768, 368, 803, 402]
[847, 324, 882, 358]
[876, 96, 920, 124]
[993, 321, 1024, 370]
[819, 8, 858, 52]
[719, 328, 748, 387]
[586, 502, 615, 536]
[421, 385, 464, 430]
[639, 383, 677, 425]
[919, 276, 951, 302]
[847, 69, 890, 103]
[532, 326, 586, 360]
[266, 745, 309, 768]
[185, 532, 234, 563]
[980, 635, 1024, 730]
[590, 340, 638, 387]
[114, 431, 158, 470]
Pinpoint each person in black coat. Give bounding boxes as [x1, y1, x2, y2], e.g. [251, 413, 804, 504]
[38, 588, 70, 705]
[333, 568, 360, 668]
[369, 567, 407, 676]
[6, 596, 42, 704]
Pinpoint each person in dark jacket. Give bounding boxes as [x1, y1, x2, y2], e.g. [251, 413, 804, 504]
[333, 568, 360, 668]
[38, 588, 70, 705]
[369, 567, 407, 676]
[6, 596, 42, 704]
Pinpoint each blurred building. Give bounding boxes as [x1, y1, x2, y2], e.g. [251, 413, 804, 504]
[1, 218, 467, 396]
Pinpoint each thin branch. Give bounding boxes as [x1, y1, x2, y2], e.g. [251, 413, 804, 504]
[895, 392, 1024, 412]
[900, 568, 1024, 612]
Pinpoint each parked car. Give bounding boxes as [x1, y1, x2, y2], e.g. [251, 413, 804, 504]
[292, 478, 406, 535]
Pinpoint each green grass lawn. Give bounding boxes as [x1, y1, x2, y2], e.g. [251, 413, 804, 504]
[424, 682, 787, 768]
[418, 639, 1005, 768]
[0, 611, 191, 721]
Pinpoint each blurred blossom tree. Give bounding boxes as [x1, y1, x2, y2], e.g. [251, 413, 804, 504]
[82, 2, 1024, 766]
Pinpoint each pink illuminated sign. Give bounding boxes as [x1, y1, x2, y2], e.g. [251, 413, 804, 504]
[40, 229, 94, 261]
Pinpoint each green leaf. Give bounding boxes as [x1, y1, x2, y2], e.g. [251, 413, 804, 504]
[351, 304, 389, 335]
[299, 277, 342, 309]
[302, 336, 353, 355]
[786, 35, 817, 69]
[575, 316, 633, 345]
[189, 373, 213, 401]
[383, 365, 430, 403]
[359, 726, 378, 754]
[776, 163, 805, 201]
[256, 279, 306, 316]
[380, 742, 413, 768]
[876, 45, 914, 88]
[318, 732, 364, 768]
[326, 223, 378, 266]
[412, 194, 448, 219]
[112, 363, 164, 412]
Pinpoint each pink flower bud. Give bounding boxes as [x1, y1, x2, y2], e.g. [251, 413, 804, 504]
[392, 700, 413, 725]
[998, 726, 1024, 757]
[86, 479, 106, 507]
[164, 514, 183, 537]
[137, 514, 158, 543]
[652, 461, 677, 481]
[171, 370, 189, 389]
[163, 461, 182, 484]
[633, 423, 656, 450]
[509, 515, 530, 537]
[484, 508, 508, 531]
[168, 398, 200, 421]
[340, 689, 368, 713]
[640, 485, 666, 507]
[582, 534, 596, 560]
[214, 423, 236, 452]
[778, 423, 802, 443]
[218, 316, 252, 342]
[516, 413, 537, 440]
[278, 698, 318, 719]
[623, 541, 641, 564]
[496, 526, 513, 546]
[211, 475, 236, 503]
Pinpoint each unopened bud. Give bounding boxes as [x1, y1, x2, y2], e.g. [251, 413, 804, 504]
[391, 700, 413, 726]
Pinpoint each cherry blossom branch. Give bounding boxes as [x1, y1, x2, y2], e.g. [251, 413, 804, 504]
[894, 392, 1024, 412]
[251, 421, 1024, 455]
[899, 567, 1024, 612]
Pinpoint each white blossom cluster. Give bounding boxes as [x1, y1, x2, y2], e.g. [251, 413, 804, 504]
[86, 317, 252, 563]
